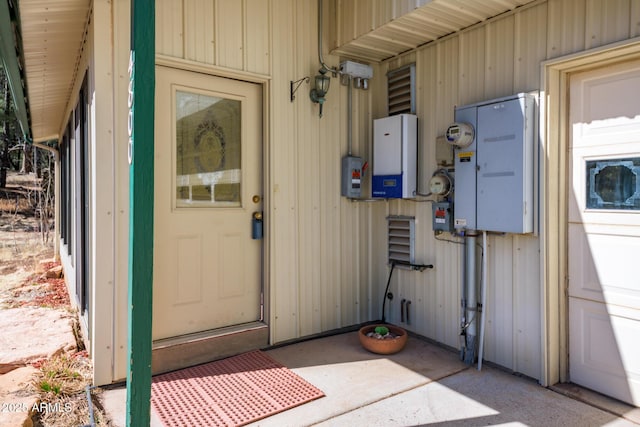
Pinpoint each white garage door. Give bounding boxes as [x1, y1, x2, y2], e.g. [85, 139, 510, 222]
[569, 59, 640, 406]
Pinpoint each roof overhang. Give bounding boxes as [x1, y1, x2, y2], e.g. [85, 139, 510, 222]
[331, 0, 539, 63]
[6, 0, 91, 143]
[0, 0, 30, 140]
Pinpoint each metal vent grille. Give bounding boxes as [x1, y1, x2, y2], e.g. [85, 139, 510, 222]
[387, 216, 415, 266]
[387, 64, 416, 116]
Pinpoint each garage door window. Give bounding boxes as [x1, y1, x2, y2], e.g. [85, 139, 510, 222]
[587, 157, 640, 210]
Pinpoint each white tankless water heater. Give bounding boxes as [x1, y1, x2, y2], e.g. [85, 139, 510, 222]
[372, 114, 417, 198]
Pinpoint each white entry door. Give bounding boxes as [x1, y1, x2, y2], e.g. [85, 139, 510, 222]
[568, 59, 640, 406]
[153, 66, 263, 340]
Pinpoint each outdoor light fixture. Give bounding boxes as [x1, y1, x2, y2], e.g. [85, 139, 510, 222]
[309, 69, 331, 118]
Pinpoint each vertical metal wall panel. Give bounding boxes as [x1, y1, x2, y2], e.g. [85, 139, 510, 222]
[458, 27, 486, 105]
[269, 0, 299, 343]
[215, 0, 245, 70]
[546, 0, 586, 59]
[484, 17, 515, 98]
[245, 0, 271, 75]
[355, 88, 373, 323]
[114, 0, 134, 384]
[340, 83, 372, 327]
[184, 0, 215, 64]
[513, 234, 542, 378]
[374, 1, 394, 30]
[340, 201, 360, 326]
[436, 38, 459, 140]
[336, 62, 350, 330]
[155, 0, 184, 58]
[90, 0, 116, 387]
[483, 236, 515, 369]
[318, 74, 342, 332]
[296, 0, 322, 337]
[338, 0, 357, 44]
[394, 0, 423, 18]
[353, 1, 374, 41]
[633, 2, 640, 37]
[514, 3, 548, 91]
[585, 0, 633, 49]
[416, 46, 436, 191]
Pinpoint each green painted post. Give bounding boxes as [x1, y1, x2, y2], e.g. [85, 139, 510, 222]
[126, 0, 155, 425]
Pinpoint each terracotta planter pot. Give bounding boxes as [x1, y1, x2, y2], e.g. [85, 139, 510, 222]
[358, 324, 408, 355]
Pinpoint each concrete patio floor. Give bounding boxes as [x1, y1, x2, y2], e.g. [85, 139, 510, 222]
[101, 330, 640, 426]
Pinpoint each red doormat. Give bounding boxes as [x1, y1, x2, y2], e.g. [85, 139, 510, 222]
[151, 350, 325, 426]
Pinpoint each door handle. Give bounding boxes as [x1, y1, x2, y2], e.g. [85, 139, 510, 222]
[252, 211, 263, 240]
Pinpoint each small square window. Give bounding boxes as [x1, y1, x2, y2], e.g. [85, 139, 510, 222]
[586, 157, 640, 210]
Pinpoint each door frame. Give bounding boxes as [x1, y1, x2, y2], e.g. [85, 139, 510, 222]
[541, 37, 640, 387]
[155, 54, 272, 337]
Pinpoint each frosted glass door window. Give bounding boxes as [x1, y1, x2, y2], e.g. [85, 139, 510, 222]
[175, 90, 241, 207]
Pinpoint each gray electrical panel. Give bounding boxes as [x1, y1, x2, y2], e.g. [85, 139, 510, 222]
[341, 155, 363, 198]
[453, 93, 535, 234]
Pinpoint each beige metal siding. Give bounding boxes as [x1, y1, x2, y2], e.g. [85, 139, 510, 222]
[104, 0, 640, 382]
[156, 0, 184, 58]
[156, 0, 272, 75]
[113, 0, 133, 385]
[514, 4, 548, 90]
[184, 0, 215, 64]
[90, 0, 117, 387]
[246, 0, 271, 75]
[352, 0, 640, 380]
[585, 0, 634, 49]
[216, 1, 244, 69]
[267, 0, 377, 343]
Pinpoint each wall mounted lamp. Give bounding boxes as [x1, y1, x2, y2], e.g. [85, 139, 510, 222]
[309, 69, 331, 118]
[290, 69, 332, 118]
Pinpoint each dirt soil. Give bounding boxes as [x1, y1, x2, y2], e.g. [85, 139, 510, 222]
[1, 171, 112, 426]
[0, 172, 55, 295]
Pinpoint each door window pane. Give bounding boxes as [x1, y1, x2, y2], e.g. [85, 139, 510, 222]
[175, 90, 241, 207]
[586, 157, 640, 210]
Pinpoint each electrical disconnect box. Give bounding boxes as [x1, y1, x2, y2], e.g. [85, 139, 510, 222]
[341, 155, 363, 198]
[432, 201, 453, 232]
[450, 93, 536, 233]
[373, 114, 417, 198]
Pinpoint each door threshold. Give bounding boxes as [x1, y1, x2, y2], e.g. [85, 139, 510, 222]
[153, 321, 267, 350]
[151, 322, 269, 375]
